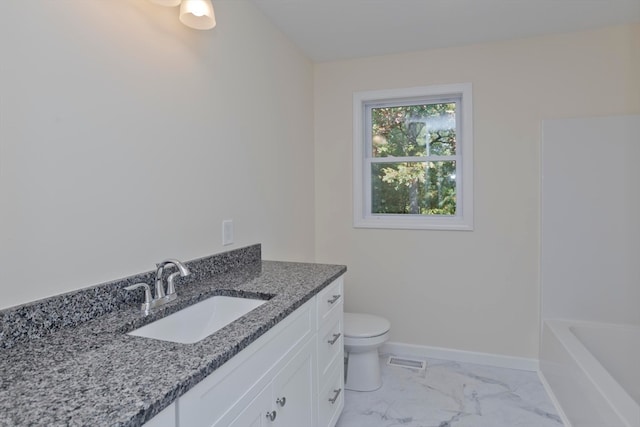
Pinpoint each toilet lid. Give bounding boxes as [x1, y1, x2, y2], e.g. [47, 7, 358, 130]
[344, 312, 390, 338]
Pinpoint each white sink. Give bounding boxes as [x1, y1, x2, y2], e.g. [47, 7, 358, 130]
[128, 295, 267, 344]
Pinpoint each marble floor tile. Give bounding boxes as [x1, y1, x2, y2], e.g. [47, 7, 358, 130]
[336, 353, 563, 427]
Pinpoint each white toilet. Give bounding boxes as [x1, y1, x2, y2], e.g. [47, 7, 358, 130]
[344, 312, 391, 391]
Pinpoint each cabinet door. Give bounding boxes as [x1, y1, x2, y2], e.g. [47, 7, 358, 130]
[272, 339, 317, 427]
[144, 402, 176, 427]
[228, 384, 272, 427]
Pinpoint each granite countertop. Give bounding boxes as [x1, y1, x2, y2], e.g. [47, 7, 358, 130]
[0, 257, 346, 427]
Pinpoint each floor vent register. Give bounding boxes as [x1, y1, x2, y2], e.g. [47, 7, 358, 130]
[386, 356, 427, 370]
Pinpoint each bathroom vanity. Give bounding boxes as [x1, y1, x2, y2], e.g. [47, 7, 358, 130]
[148, 276, 344, 427]
[0, 245, 346, 427]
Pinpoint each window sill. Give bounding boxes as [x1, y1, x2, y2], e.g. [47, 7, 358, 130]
[354, 216, 473, 231]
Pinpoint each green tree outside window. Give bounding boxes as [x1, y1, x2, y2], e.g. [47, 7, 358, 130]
[370, 103, 457, 215]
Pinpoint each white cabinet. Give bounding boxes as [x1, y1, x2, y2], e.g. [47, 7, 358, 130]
[144, 401, 176, 427]
[144, 275, 344, 427]
[179, 298, 315, 427]
[229, 339, 316, 427]
[315, 277, 344, 427]
[228, 385, 271, 427]
[271, 339, 317, 426]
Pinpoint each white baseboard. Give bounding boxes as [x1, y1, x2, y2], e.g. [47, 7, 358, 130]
[380, 341, 539, 372]
[537, 369, 573, 427]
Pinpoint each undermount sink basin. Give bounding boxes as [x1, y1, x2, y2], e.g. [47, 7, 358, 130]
[128, 295, 267, 344]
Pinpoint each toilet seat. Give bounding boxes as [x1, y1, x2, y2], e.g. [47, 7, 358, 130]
[344, 313, 390, 338]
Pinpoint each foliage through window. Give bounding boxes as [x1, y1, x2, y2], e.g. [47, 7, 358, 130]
[353, 84, 473, 230]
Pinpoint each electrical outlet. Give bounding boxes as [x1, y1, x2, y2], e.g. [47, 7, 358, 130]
[222, 220, 234, 246]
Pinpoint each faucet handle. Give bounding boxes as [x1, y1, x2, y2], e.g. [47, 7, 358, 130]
[125, 283, 153, 315]
[125, 283, 152, 302]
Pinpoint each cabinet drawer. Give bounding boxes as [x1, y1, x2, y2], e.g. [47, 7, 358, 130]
[316, 276, 344, 325]
[317, 307, 343, 379]
[179, 299, 315, 427]
[318, 358, 344, 427]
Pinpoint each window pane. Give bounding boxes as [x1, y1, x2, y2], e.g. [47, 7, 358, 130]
[371, 103, 456, 158]
[371, 161, 457, 215]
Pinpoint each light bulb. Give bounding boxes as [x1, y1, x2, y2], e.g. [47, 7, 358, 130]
[179, 0, 216, 30]
[190, 2, 207, 16]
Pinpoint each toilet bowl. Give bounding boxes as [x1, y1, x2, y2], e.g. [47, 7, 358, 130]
[344, 312, 390, 391]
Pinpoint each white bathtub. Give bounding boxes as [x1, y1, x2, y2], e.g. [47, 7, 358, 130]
[540, 319, 640, 427]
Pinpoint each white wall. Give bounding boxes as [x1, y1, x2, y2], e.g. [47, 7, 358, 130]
[542, 115, 640, 325]
[314, 25, 640, 358]
[0, 0, 315, 310]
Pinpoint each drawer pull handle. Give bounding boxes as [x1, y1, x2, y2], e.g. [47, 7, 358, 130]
[276, 397, 286, 407]
[327, 294, 341, 304]
[266, 410, 277, 421]
[328, 388, 342, 404]
[327, 333, 341, 345]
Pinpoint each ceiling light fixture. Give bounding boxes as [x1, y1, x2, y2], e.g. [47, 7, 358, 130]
[180, 0, 216, 30]
[148, 0, 216, 30]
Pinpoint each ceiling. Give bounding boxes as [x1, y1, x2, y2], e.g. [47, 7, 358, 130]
[247, 0, 640, 62]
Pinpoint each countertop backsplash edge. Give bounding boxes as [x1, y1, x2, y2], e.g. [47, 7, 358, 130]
[0, 244, 262, 349]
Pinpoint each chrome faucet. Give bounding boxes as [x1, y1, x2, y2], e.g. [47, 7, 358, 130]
[125, 259, 191, 315]
[155, 259, 191, 302]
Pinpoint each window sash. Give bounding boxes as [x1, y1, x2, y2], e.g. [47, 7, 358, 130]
[364, 97, 462, 220]
[353, 83, 473, 230]
[364, 98, 460, 159]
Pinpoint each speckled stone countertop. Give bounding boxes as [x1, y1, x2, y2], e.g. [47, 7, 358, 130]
[0, 246, 346, 427]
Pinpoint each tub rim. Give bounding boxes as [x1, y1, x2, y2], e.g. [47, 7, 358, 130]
[544, 318, 639, 427]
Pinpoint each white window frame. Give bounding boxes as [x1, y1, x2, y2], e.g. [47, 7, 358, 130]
[353, 83, 474, 230]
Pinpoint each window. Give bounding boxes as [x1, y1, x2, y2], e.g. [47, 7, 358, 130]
[353, 83, 473, 230]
